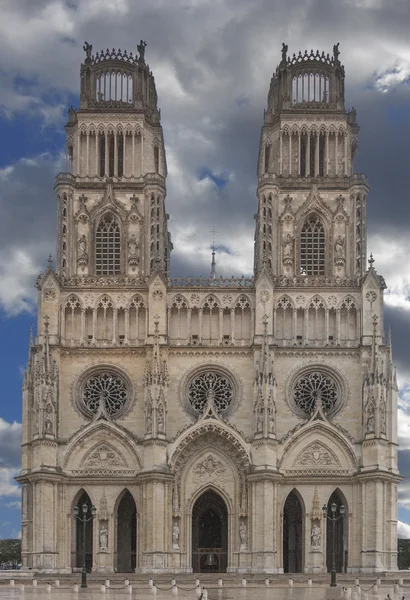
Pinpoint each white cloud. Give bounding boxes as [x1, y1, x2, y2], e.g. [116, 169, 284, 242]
[0, 469, 21, 499]
[398, 520, 410, 539]
[5, 501, 21, 510]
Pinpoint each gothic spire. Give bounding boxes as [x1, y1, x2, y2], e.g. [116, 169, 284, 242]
[210, 229, 217, 281]
[43, 315, 51, 378]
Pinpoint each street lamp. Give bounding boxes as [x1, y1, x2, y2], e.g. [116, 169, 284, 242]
[73, 502, 96, 588]
[322, 501, 345, 587]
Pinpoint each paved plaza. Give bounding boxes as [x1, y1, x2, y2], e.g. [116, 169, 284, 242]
[0, 582, 408, 600]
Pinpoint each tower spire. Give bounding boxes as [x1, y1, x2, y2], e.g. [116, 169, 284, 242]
[210, 229, 217, 280]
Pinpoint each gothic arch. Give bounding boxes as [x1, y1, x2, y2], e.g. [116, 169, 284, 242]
[64, 421, 142, 473]
[171, 293, 189, 308]
[279, 422, 357, 474]
[202, 294, 220, 309]
[170, 421, 250, 478]
[282, 488, 305, 573]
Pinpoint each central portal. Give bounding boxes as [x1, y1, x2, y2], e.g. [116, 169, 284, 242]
[192, 490, 228, 573]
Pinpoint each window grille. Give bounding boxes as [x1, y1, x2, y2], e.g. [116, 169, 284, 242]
[300, 214, 325, 275]
[95, 213, 121, 275]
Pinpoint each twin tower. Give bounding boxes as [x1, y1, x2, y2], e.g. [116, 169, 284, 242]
[18, 42, 399, 575]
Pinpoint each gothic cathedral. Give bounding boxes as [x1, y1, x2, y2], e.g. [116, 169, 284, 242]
[18, 42, 400, 574]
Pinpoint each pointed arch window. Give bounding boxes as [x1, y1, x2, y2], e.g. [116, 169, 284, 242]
[95, 213, 121, 275]
[300, 214, 325, 275]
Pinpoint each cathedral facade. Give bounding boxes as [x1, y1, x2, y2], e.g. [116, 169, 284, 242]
[17, 42, 400, 574]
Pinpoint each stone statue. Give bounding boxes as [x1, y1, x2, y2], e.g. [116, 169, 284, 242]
[257, 407, 263, 432]
[83, 41, 92, 60]
[381, 409, 386, 435]
[281, 42, 288, 62]
[311, 525, 321, 548]
[240, 522, 247, 548]
[334, 235, 345, 258]
[268, 405, 275, 434]
[283, 234, 294, 259]
[45, 416, 53, 434]
[99, 527, 108, 550]
[333, 42, 340, 62]
[157, 404, 164, 433]
[128, 234, 138, 256]
[78, 235, 87, 256]
[146, 406, 152, 434]
[137, 40, 147, 61]
[172, 521, 179, 548]
[367, 414, 375, 433]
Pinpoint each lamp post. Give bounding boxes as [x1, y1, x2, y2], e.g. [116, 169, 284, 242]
[74, 502, 96, 588]
[322, 501, 345, 587]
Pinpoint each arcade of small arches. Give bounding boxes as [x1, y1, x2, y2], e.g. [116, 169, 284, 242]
[70, 486, 348, 574]
[62, 290, 358, 348]
[263, 123, 356, 178]
[66, 124, 161, 179]
[62, 293, 254, 347]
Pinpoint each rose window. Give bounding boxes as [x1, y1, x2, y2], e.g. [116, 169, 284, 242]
[293, 371, 339, 417]
[82, 372, 128, 417]
[187, 372, 234, 415]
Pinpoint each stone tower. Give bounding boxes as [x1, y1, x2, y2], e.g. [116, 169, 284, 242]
[18, 43, 400, 575]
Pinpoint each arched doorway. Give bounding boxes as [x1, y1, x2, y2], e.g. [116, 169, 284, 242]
[116, 490, 137, 572]
[74, 491, 93, 572]
[192, 490, 228, 573]
[283, 490, 303, 573]
[326, 490, 347, 573]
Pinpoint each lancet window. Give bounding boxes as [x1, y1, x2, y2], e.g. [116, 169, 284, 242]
[95, 213, 121, 275]
[339, 297, 357, 341]
[300, 214, 325, 275]
[64, 295, 81, 341]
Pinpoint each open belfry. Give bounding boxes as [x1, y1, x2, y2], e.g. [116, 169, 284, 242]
[18, 41, 400, 574]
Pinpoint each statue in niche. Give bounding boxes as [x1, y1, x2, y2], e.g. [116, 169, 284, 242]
[172, 521, 179, 548]
[283, 234, 294, 260]
[146, 405, 153, 434]
[268, 405, 275, 434]
[240, 521, 247, 548]
[157, 404, 164, 433]
[380, 409, 386, 435]
[256, 407, 263, 432]
[334, 235, 345, 259]
[78, 235, 87, 257]
[366, 414, 375, 433]
[137, 40, 147, 61]
[83, 41, 92, 60]
[128, 234, 139, 257]
[99, 527, 108, 551]
[311, 525, 321, 548]
[45, 416, 53, 434]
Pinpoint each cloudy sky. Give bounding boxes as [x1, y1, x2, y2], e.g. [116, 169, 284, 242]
[0, 0, 410, 542]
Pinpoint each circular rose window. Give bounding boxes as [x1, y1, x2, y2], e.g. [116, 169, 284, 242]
[81, 371, 128, 418]
[291, 369, 343, 419]
[187, 371, 234, 416]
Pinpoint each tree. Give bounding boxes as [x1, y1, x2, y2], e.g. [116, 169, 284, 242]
[0, 539, 21, 569]
[398, 538, 410, 570]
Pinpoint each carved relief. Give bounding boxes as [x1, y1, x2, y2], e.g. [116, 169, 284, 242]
[294, 442, 340, 467]
[192, 454, 227, 482]
[82, 443, 127, 468]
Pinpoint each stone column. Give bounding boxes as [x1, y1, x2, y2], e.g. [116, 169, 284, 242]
[86, 131, 90, 176]
[325, 132, 329, 176]
[95, 131, 99, 176]
[104, 132, 109, 177]
[306, 133, 311, 176]
[289, 132, 292, 176]
[114, 132, 118, 177]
